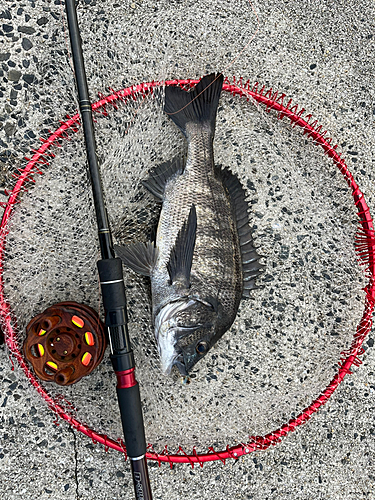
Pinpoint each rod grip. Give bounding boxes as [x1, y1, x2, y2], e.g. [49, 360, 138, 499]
[117, 383, 147, 458]
[97, 258, 126, 312]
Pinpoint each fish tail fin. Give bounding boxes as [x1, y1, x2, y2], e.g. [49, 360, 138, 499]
[164, 73, 224, 137]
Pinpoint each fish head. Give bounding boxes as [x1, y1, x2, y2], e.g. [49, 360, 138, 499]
[155, 298, 218, 376]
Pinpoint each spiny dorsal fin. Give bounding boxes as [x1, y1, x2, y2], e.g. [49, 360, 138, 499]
[141, 157, 185, 201]
[115, 241, 158, 277]
[216, 165, 264, 297]
[167, 204, 197, 287]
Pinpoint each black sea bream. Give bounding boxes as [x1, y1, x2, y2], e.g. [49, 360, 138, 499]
[115, 74, 263, 376]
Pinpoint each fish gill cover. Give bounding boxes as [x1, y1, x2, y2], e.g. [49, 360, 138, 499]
[0, 0, 369, 455]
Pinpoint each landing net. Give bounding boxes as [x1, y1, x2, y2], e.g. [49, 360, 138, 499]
[1, 78, 374, 464]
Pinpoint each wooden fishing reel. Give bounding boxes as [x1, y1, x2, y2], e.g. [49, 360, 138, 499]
[24, 301, 107, 386]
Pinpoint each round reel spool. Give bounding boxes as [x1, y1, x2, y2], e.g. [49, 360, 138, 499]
[23, 301, 107, 386]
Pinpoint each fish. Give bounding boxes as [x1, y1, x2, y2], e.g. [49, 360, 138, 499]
[115, 73, 263, 376]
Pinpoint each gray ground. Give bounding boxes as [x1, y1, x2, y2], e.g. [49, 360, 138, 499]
[0, 0, 374, 499]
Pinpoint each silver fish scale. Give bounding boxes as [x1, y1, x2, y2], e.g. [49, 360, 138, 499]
[151, 123, 243, 333]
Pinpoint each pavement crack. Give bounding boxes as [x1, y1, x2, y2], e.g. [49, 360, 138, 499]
[69, 426, 80, 500]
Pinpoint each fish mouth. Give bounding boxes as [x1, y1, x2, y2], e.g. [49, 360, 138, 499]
[171, 337, 211, 376]
[159, 324, 213, 376]
[162, 330, 209, 376]
[172, 354, 188, 377]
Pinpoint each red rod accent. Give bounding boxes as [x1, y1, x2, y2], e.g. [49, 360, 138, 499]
[116, 368, 137, 389]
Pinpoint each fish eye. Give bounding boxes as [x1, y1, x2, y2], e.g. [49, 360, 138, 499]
[196, 341, 209, 355]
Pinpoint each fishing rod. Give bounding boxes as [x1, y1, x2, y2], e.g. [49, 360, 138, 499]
[64, 1, 152, 498]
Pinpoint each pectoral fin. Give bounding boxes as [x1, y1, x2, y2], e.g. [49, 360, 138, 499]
[114, 241, 158, 276]
[167, 204, 197, 287]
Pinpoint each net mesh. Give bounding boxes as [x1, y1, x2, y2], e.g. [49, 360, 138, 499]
[0, 0, 374, 463]
[1, 78, 373, 459]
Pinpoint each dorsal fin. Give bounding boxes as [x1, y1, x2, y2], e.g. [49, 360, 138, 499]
[141, 157, 185, 201]
[216, 166, 264, 297]
[167, 204, 197, 288]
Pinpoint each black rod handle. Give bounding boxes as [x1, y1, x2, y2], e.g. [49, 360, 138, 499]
[97, 259, 153, 498]
[97, 259, 147, 441]
[117, 384, 147, 458]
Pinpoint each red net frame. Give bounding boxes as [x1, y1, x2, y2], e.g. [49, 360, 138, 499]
[0, 77, 374, 466]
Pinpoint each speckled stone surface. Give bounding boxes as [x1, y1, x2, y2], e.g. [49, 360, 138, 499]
[0, 1, 374, 499]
